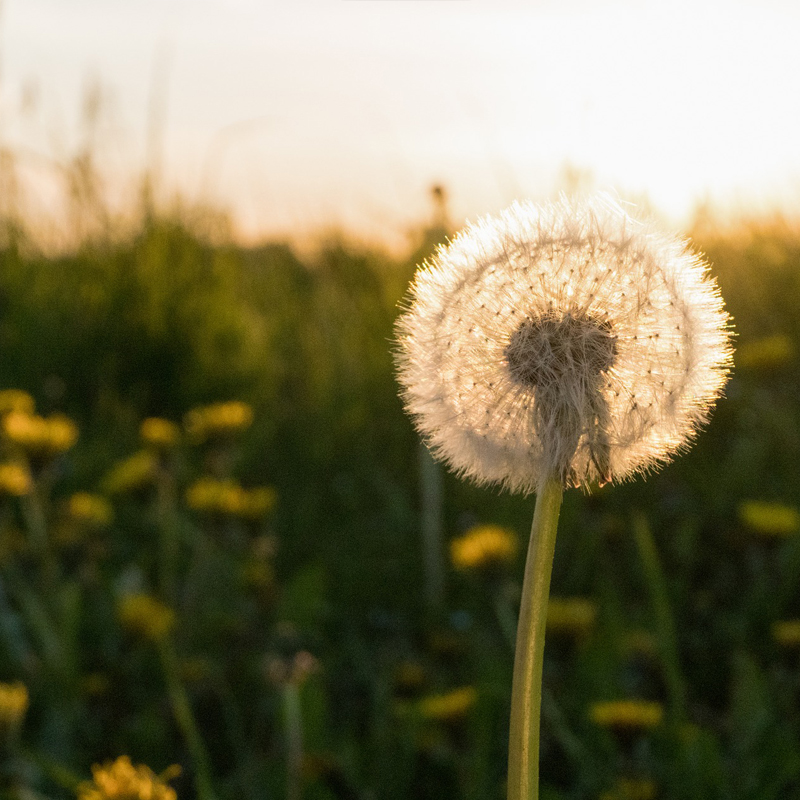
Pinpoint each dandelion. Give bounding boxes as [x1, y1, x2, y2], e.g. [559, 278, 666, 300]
[450, 524, 518, 570]
[589, 699, 664, 732]
[417, 686, 478, 722]
[0, 462, 32, 496]
[396, 196, 731, 491]
[3, 411, 78, 458]
[118, 593, 175, 642]
[67, 493, 113, 527]
[140, 418, 181, 451]
[394, 195, 731, 800]
[772, 619, 800, 649]
[545, 597, 597, 638]
[184, 401, 253, 443]
[0, 390, 34, 417]
[103, 451, 158, 495]
[739, 500, 800, 538]
[0, 681, 28, 730]
[186, 477, 276, 519]
[77, 756, 180, 800]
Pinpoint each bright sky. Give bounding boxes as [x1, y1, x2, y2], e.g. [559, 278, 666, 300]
[4, 0, 800, 246]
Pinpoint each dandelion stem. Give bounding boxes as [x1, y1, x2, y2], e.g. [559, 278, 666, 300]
[507, 474, 563, 800]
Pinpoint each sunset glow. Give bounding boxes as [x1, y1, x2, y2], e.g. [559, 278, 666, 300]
[5, 0, 800, 245]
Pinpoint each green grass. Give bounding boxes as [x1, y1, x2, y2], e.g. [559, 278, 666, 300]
[0, 195, 798, 799]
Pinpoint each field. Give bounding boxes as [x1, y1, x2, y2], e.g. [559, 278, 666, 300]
[0, 185, 799, 800]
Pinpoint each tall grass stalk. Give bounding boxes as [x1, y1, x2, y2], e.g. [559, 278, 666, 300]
[158, 638, 218, 800]
[419, 443, 445, 613]
[632, 512, 687, 721]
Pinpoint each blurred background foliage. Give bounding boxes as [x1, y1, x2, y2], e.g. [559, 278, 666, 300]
[0, 160, 799, 800]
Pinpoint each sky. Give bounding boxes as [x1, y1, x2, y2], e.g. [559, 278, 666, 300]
[4, 0, 800, 246]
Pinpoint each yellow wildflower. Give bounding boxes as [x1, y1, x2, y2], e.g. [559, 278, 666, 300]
[118, 594, 175, 641]
[739, 501, 800, 538]
[546, 597, 597, 638]
[450, 524, 518, 570]
[184, 400, 253, 443]
[3, 411, 78, 456]
[186, 477, 276, 519]
[0, 390, 34, 417]
[140, 418, 181, 451]
[103, 452, 158, 495]
[0, 462, 32, 496]
[0, 681, 28, 729]
[77, 756, 180, 800]
[737, 334, 794, 370]
[590, 700, 664, 732]
[772, 619, 800, 649]
[599, 777, 658, 800]
[68, 493, 113, 527]
[417, 686, 478, 722]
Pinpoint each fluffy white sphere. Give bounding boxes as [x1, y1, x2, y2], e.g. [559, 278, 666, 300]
[395, 195, 732, 492]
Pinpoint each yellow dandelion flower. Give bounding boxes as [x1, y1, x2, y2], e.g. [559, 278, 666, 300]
[186, 478, 276, 519]
[103, 451, 158, 496]
[118, 594, 175, 642]
[546, 597, 597, 638]
[68, 493, 113, 527]
[140, 418, 181, 451]
[772, 620, 800, 649]
[0, 681, 28, 729]
[0, 390, 34, 416]
[599, 777, 658, 800]
[3, 411, 78, 456]
[739, 501, 800, 538]
[417, 686, 478, 722]
[47, 414, 79, 453]
[589, 700, 664, 732]
[450, 524, 518, 570]
[77, 756, 180, 800]
[0, 462, 32, 496]
[737, 334, 794, 370]
[184, 401, 253, 443]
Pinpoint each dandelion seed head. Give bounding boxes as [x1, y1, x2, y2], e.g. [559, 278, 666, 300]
[395, 195, 732, 491]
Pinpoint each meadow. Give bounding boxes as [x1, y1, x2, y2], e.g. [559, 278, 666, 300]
[0, 178, 799, 800]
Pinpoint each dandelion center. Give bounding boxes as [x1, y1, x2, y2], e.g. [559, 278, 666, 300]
[504, 312, 618, 389]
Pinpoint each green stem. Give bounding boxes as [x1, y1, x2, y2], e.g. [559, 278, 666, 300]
[419, 443, 445, 613]
[156, 464, 179, 602]
[507, 474, 563, 800]
[158, 638, 218, 800]
[282, 682, 303, 800]
[631, 511, 687, 721]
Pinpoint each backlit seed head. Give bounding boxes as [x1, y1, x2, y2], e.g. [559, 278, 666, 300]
[395, 195, 732, 491]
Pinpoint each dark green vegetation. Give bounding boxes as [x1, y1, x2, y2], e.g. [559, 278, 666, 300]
[0, 201, 799, 800]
